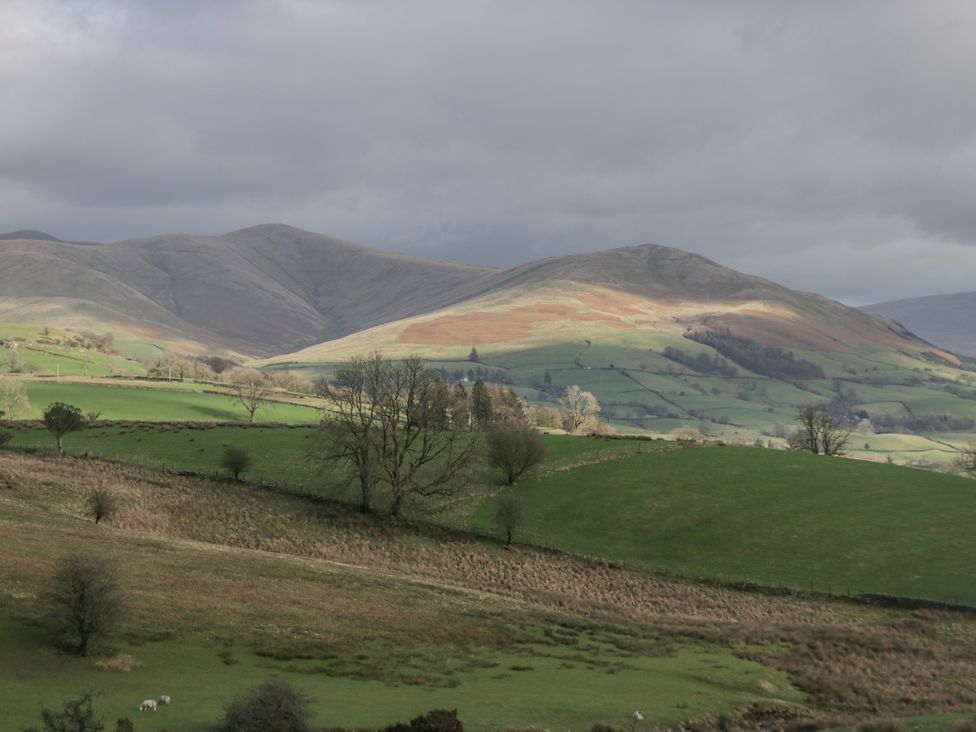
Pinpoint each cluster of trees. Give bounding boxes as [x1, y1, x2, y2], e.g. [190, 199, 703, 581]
[686, 329, 825, 380]
[315, 355, 552, 519]
[660, 346, 738, 377]
[873, 413, 976, 434]
[432, 364, 512, 386]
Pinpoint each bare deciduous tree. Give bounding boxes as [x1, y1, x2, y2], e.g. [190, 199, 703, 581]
[45, 552, 124, 656]
[86, 488, 116, 524]
[0, 377, 31, 419]
[559, 385, 601, 433]
[313, 353, 385, 513]
[494, 495, 524, 547]
[316, 353, 477, 518]
[789, 404, 850, 456]
[486, 424, 547, 486]
[227, 369, 271, 423]
[954, 441, 976, 477]
[220, 446, 252, 481]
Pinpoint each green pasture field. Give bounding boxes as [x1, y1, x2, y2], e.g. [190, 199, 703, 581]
[21, 381, 322, 423]
[6, 420, 974, 604]
[0, 323, 147, 378]
[0, 458, 803, 730]
[4, 424, 643, 492]
[470, 445, 976, 604]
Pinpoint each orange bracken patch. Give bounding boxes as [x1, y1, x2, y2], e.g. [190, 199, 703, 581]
[398, 304, 627, 345]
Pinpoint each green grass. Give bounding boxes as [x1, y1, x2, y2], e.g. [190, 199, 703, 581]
[22, 382, 322, 423]
[1, 612, 794, 731]
[5, 425, 643, 491]
[471, 445, 976, 604]
[0, 323, 147, 377]
[0, 454, 804, 730]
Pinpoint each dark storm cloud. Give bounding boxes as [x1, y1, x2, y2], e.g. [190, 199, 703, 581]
[2, 0, 975, 303]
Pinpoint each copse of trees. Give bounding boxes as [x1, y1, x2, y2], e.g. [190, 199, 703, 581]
[873, 413, 976, 434]
[42, 402, 85, 454]
[686, 329, 825, 380]
[661, 346, 738, 377]
[316, 353, 477, 518]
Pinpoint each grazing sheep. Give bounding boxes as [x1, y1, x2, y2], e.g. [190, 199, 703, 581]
[158, 694, 171, 705]
[139, 699, 157, 711]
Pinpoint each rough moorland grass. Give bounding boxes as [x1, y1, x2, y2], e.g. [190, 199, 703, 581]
[0, 453, 804, 731]
[471, 445, 976, 604]
[3, 453, 976, 728]
[22, 381, 322, 423]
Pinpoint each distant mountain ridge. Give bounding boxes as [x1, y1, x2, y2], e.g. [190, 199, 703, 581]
[0, 224, 956, 365]
[0, 229, 101, 246]
[863, 292, 976, 357]
[0, 224, 496, 355]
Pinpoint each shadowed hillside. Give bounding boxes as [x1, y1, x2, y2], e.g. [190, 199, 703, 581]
[0, 224, 496, 355]
[864, 292, 976, 357]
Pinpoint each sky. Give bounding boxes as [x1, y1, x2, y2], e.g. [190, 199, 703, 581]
[2, 0, 975, 305]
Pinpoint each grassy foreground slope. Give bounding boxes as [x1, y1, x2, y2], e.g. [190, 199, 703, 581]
[6, 423, 975, 604]
[469, 445, 976, 604]
[0, 453, 804, 730]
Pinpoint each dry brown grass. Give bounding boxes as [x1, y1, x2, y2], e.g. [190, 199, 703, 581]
[2, 451, 976, 722]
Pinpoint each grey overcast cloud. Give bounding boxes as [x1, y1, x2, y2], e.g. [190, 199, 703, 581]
[2, 0, 975, 304]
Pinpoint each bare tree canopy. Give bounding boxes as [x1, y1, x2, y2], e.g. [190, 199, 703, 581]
[559, 385, 600, 434]
[0, 378, 32, 420]
[789, 404, 850, 456]
[45, 552, 124, 656]
[955, 442, 976, 478]
[494, 495, 524, 547]
[226, 368, 272, 423]
[486, 424, 547, 486]
[316, 353, 477, 518]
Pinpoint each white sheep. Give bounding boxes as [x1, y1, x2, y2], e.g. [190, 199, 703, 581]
[158, 694, 171, 705]
[139, 699, 157, 712]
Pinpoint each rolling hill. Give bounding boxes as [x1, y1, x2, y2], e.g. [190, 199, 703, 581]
[263, 242, 950, 363]
[0, 224, 496, 356]
[864, 292, 976, 357]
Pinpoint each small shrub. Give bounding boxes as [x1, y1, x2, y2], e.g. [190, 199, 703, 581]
[0, 430, 12, 447]
[86, 488, 117, 525]
[115, 719, 134, 732]
[22, 691, 104, 732]
[384, 708, 463, 732]
[219, 678, 313, 732]
[856, 721, 903, 732]
[220, 446, 252, 481]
